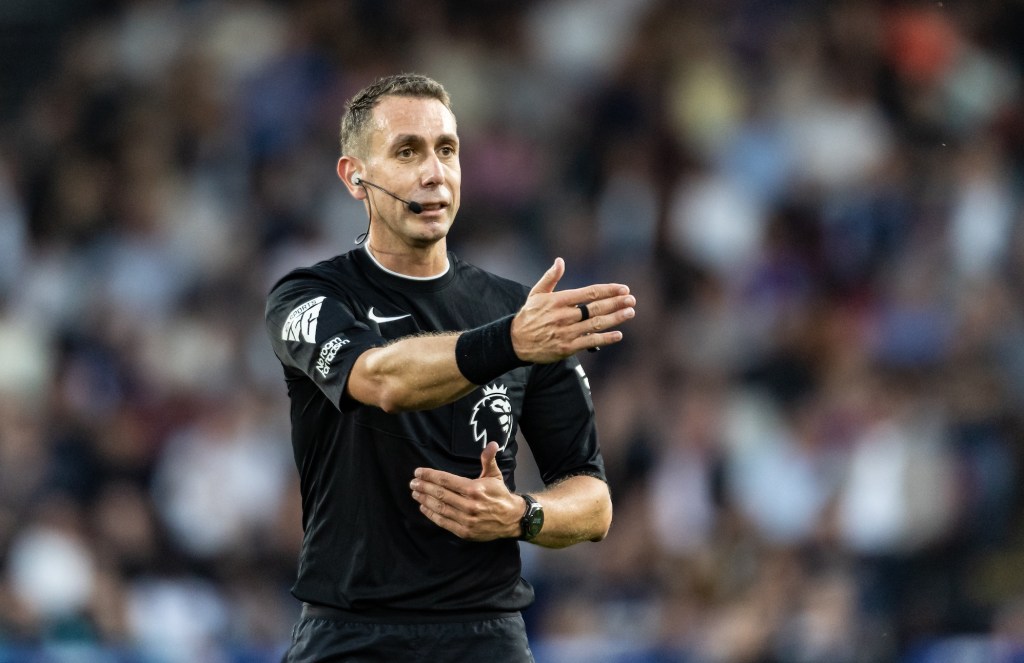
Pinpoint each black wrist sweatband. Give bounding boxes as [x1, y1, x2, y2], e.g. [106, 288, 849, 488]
[456, 314, 530, 385]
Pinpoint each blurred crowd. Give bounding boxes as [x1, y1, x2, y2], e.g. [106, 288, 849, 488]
[1, 0, 1023, 661]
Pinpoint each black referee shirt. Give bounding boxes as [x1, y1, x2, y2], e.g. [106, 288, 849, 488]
[265, 246, 606, 615]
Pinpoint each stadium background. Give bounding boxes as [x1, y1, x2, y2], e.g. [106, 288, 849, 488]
[1, 0, 1023, 661]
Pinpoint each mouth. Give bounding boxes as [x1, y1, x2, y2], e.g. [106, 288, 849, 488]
[415, 201, 449, 213]
[413, 199, 450, 215]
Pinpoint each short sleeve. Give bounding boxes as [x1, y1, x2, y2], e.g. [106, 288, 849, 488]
[518, 356, 606, 485]
[266, 275, 386, 411]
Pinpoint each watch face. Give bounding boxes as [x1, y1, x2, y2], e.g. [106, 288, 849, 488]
[524, 505, 544, 539]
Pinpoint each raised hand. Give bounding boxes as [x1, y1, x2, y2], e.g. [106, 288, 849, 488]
[511, 258, 636, 362]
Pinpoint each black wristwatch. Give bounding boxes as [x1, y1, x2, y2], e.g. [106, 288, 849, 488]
[518, 494, 544, 542]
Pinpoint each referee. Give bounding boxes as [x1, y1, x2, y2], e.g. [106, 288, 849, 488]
[265, 73, 636, 663]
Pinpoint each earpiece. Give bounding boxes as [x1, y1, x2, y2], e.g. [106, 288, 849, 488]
[353, 173, 363, 185]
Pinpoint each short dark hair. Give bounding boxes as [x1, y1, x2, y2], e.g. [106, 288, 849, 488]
[339, 73, 453, 157]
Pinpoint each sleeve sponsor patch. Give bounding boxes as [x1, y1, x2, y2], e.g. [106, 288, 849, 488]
[282, 296, 326, 342]
[316, 335, 350, 378]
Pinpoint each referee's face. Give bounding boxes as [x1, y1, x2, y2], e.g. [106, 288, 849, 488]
[363, 96, 461, 249]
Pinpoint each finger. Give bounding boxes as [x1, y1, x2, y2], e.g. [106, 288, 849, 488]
[413, 467, 474, 494]
[570, 330, 625, 354]
[411, 490, 452, 519]
[550, 283, 630, 307]
[576, 294, 636, 321]
[479, 441, 502, 479]
[411, 484, 476, 515]
[573, 301, 636, 335]
[528, 258, 565, 296]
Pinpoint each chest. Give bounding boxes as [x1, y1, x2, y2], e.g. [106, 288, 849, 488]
[347, 283, 530, 474]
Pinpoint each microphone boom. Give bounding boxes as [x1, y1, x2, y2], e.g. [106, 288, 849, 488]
[357, 178, 423, 214]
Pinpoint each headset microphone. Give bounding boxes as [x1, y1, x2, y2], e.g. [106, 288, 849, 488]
[354, 175, 423, 214]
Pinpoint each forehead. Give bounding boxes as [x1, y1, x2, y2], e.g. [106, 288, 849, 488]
[368, 96, 458, 149]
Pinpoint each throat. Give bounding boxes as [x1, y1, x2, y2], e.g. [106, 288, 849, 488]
[364, 244, 450, 280]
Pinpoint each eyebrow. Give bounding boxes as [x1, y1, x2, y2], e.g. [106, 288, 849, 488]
[390, 133, 459, 148]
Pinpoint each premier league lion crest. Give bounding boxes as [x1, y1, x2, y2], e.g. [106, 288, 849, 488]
[469, 384, 514, 451]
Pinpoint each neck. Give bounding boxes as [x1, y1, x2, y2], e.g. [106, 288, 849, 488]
[365, 240, 450, 279]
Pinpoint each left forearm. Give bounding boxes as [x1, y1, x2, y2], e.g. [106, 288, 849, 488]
[410, 451, 612, 547]
[524, 475, 612, 548]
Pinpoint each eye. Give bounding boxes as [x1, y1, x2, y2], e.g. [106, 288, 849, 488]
[438, 145, 456, 158]
[397, 147, 415, 158]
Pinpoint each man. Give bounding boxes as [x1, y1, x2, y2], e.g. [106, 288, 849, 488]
[265, 73, 636, 662]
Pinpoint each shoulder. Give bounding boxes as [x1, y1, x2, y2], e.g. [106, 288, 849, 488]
[264, 253, 368, 326]
[268, 252, 360, 299]
[450, 253, 530, 303]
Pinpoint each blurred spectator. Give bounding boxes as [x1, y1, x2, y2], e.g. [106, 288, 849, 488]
[0, 0, 1023, 660]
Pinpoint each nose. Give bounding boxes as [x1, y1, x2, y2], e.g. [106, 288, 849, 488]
[421, 153, 446, 187]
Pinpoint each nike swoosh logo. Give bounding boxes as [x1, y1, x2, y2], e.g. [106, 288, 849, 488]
[367, 307, 412, 324]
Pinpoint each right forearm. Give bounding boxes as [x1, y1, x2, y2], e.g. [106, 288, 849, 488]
[348, 333, 475, 413]
[346, 259, 636, 413]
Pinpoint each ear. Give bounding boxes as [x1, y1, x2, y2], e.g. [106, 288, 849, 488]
[337, 157, 366, 199]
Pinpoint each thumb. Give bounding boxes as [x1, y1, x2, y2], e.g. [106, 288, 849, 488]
[479, 441, 502, 479]
[528, 257, 564, 296]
